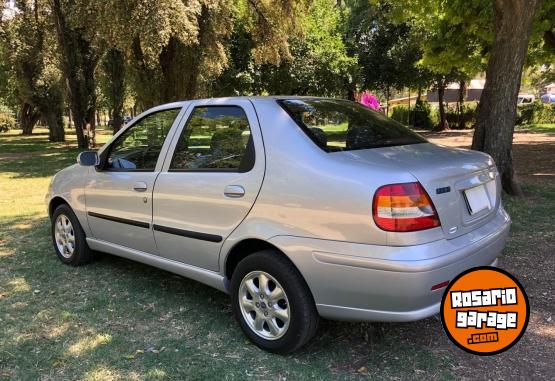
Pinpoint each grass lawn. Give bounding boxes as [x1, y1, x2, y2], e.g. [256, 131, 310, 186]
[1, 128, 554, 380]
[515, 123, 555, 133]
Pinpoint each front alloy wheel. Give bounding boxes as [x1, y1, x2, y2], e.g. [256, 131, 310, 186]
[51, 204, 93, 266]
[54, 214, 76, 258]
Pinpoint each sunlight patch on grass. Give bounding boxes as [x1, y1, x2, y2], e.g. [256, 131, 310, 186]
[146, 368, 168, 379]
[12, 222, 33, 230]
[5, 277, 31, 294]
[82, 366, 127, 381]
[44, 322, 71, 340]
[67, 333, 112, 356]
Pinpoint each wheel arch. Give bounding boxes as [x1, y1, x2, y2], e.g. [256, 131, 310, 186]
[48, 196, 70, 219]
[224, 239, 281, 280]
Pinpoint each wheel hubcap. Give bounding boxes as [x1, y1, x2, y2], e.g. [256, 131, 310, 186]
[238, 271, 290, 340]
[54, 214, 75, 258]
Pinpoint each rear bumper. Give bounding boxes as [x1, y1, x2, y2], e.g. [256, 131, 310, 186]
[269, 206, 510, 322]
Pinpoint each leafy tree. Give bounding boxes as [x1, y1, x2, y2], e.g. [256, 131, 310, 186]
[100, 49, 126, 133]
[251, 0, 356, 96]
[472, 0, 545, 195]
[393, 0, 488, 130]
[399, 0, 552, 193]
[50, 0, 100, 148]
[1, 0, 65, 140]
[96, 0, 310, 109]
[345, 0, 428, 111]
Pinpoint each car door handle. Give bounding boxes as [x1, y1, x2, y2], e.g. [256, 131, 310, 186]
[224, 185, 245, 198]
[133, 181, 148, 192]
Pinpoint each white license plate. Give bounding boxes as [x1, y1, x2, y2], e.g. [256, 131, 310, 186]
[464, 184, 492, 215]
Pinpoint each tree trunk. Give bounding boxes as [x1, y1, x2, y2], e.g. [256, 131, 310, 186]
[458, 80, 466, 129]
[102, 49, 125, 134]
[472, 0, 543, 195]
[436, 80, 449, 131]
[385, 87, 390, 116]
[19, 103, 41, 135]
[51, 0, 98, 149]
[45, 108, 65, 142]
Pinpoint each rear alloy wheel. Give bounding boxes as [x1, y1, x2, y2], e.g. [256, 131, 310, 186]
[51, 204, 93, 266]
[231, 250, 319, 354]
[238, 270, 291, 340]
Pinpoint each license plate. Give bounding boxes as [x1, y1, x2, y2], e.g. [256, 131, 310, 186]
[464, 184, 491, 215]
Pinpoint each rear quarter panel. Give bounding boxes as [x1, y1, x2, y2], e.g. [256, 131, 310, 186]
[220, 99, 426, 269]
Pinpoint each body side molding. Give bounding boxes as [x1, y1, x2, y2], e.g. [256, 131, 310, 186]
[87, 211, 150, 229]
[153, 224, 223, 243]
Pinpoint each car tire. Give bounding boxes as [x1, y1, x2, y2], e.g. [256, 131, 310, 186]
[51, 204, 93, 266]
[230, 250, 319, 354]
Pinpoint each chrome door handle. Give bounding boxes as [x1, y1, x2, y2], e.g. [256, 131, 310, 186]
[133, 181, 148, 192]
[224, 185, 245, 198]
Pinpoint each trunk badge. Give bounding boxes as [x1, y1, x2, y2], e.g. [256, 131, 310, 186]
[436, 186, 451, 194]
[449, 226, 458, 234]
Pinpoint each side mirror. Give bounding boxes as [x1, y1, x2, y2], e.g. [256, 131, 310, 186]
[77, 151, 99, 167]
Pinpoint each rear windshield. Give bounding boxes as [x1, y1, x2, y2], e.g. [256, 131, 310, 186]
[279, 99, 426, 152]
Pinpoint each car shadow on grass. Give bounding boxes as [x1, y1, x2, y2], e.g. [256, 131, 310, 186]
[0, 214, 456, 380]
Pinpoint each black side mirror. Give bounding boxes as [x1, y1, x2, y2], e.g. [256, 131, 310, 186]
[77, 151, 99, 167]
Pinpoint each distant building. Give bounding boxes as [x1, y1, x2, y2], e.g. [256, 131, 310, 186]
[545, 83, 555, 94]
[426, 79, 485, 104]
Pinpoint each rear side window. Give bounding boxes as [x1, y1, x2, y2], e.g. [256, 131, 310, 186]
[169, 106, 254, 172]
[279, 99, 426, 152]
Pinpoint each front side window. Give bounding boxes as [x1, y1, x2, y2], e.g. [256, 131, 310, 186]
[279, 99, 426, 152]
[169, 106, 254, 172]
[105, 108, 180, 170]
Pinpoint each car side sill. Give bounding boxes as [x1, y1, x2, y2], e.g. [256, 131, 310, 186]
[86, 238, 228, 293]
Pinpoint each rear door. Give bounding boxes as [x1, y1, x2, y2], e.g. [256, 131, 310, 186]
[152, 99, 265, 271]
[85, 106, 184, 253]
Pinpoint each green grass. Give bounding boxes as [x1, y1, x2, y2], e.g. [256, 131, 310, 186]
[0, 128, 553, 380]
[515, 123, 555, 133]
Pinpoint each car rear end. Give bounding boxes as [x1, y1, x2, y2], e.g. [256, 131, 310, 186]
[269, 98, 511, 322]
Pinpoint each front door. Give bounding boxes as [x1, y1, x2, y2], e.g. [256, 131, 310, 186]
[85, 107, 183, 253]
[152, 100, 265, 271]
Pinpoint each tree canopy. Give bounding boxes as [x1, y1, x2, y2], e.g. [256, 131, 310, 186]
[1, 0, 554, 193]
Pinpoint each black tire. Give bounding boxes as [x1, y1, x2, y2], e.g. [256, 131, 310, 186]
[230, 250, 319, 354]
[51, 204, 93, 266]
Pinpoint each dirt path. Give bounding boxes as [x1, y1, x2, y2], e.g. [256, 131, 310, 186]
[421, 130, 555, 181]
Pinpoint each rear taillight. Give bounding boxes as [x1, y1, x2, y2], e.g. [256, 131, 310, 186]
[372, 182, 440, 232]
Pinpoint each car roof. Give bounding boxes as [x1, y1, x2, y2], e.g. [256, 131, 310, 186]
[157, 96, 344, 108]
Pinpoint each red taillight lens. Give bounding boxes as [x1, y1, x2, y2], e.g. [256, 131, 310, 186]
[372, 182, 441, 232]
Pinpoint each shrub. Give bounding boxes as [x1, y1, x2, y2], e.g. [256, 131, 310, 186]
[390, 105, 410, 125]
[445, 102, 478, 129]
[390, 101, 435, 130]
[0, 111, 16, 133]
[517, 101, 555, 125]
[411, 100, 433, 129]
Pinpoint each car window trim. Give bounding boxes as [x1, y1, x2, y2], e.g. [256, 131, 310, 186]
[167, 105, 256, 173]
[97, 107, 182, 172]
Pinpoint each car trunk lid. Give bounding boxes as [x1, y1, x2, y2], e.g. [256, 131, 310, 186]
[337, 143, 500, 239]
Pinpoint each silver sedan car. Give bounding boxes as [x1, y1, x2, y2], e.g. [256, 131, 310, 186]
[46, 97, 510, 353]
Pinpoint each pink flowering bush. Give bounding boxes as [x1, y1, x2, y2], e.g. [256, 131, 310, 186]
[359, 91, 381, 110]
